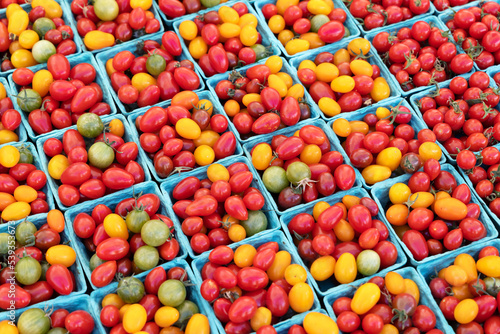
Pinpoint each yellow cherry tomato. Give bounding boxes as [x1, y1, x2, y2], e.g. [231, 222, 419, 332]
[242, 93, 261, 106]
[84, 31, 115, 50]
[385, 272, 405, 294]
[185, 314, 210, 334]
[250, 307, 272, 331]
[300, 32, 325, 49]
[316, 63, 339, 82]
[193, 130, 220, 147]
[349, 121, 369, 134]
[434, 198, 467, 221]
[304, 312, 339, 334]
[1, 202, 30, 221]
[155, 306, 179, 328]
[105, 59, 116, 76]
[335, 253, 357, 284]
[286, 83, 304, 99]
[19, 30, 39, 49]
[477, 256, 500, 277]
[348, 38, 371, 57]
[313, 201, 330, 221]
[252, 143, 273, 170]
[350, 59, 373, 77]
[409, 192, 434, 208]
[228, 224, 246, 242]
[299, 59, 316, 71]
[268, 74, 288, 97]
[119, 304, 131, 320]
[11, 50, 38, 68]
[219, 23, 241, 38]
[0, 145, 19, 168]
[267, 250, 292, 281]
[9, 41, 24, 55]
[454, 299, 479, 324]
[453, 285, 474, 301]
[276, 0, 299, 14]
[278, 29, 294, 46]
[352, 282, 381, 315]
[376, 107, 391, 119]
[6, 4, 22, 19]
[289, 282, 314, 313]
[103, 214, 129, 239]
[403, 278, 420, 304]
[265, 55, 283, 74]
[331, 76, 355, 93]
[32, 0, 63, 18]
[343, 195, 360, 209]
[285, 39, 310, 55]
[8, 10, 28, 36]
[334, 219, 355, 242]
[123, 304, 147, 333]
[361, 165, 392, 184]
[102, 293, 125, 309]
[239, 13, 258, 28]
[269, 15, 286, 34]
[319, 97, 341, 117]
[130, 0, 152, 9]
[0, 320, 17, 334]
[444, 265, 468, 287]
[109, 119, 125, 137]
[419, 142, 442, 161]
[131, 73, 156, 92]
[179, 21, 198, 40]
[240, 25, 258, 46]
[234, 244, 257, 268]
[381, 324, 399, 334]
[14, 185, 37, 203]
[0, 83, 5, 100]
[371, 77, 391, 102]
[48, 154, 69, 179]
[310, 256, 335, 281]
[285, 264, 307, 285]
[332, 119, 351, 137]
[46, 245, 76, 267]
[188, 36, 208, 59]
[307, 0, 332, 14]
[207, 163, 230, 182]
[300, 144, 322, 164]
[176, 118, 201, 140]
[431, 191, 451, 211]
[386, 204, 409, 226]
[224, 99, 240, 117]
[219, 6, 239, 23]
[376, 147, 402, 171]
[47, 209, 65, 232]
[334, 48, 351, 65]
[277, 72, 293, 89]
[0, 192, 15, 211]
[389, 183, 411, 204]
[194, 145, 215, 166]
[0, 130, 18, 145]
[32, 69, 53, 97]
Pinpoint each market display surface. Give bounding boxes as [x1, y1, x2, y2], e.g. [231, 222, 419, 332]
[7, 0, 500, 333]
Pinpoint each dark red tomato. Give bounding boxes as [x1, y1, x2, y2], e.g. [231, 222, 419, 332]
[91, 261, 117, 288]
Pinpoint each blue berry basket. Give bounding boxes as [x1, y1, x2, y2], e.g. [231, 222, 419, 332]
[371, 163, 498, 267]
[160, 155, 281, 259]
[280, 187, 407, 297]
[95, 31, 206, 116]
[0, 76, 27, 147]
[206, 56, 320, 144]
[35, 114, 151, 211]
[327, 97, 447, 190]
[0, 0, 83, 78]
[254, 0, 360, 58]
[63, 0, 165, 54]
[417, 239, 500, 334]
[365, 15, 475, 97]
[90, 258, 220, 334]
[9, 52, 117, 142]
[242, 118, 363, 216]
[324, 267, 450, 334]
[173, 0, 280, 81]
[0, 294, 106, 334]
[0, 141, 55, 223]
[0, 213, 87, 301]
[127, 90, 243, 184]
[191, 230, 321, 334]
[288, 39, 401, 122]
[64, 181, 189, 291]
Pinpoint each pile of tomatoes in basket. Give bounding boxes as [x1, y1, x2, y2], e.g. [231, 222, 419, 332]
[42, 116, 146, 207]
[73, 191, 180, 287]
[134, 91, 237, 178]
[0, 145, 49, 221]
[70, 0, 162, 50]
[108, 33, 201, 111]
[261, 0, 348, 55]
[0, 211, 79, 309]
[178, 3, 272, 76]
[13, 54, 113, 135]
[372, 20, 474, 91]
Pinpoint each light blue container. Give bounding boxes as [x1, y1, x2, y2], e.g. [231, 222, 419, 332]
[160, 155, 281, 259]
[35, 114, 151, 211]
[157, 0, 238, 27]
[63, 0, 165, 54]
[173, 0, 280, 80]
[207, 57, 320, 144]
[0, 142, 55, 223]
[0, 0, 83, 78]
[324, 267, 450, 334]
[127, 90, 243, 183]
[371, 164, 498, 266]
[0, 77, 27, 147]
[417, 239, 500, 334]
[95, 31, 206, 115]
[90, 258, 220, 334]
[407, 71, 497, 165]
[327, 97, 447, 190]
[0, 213, 87, 299]
[280, 187, 407, 297]
[242, 118, 363, 215]
[289, 39, 401, 122]
[254, 0, 361, 58]
[9, 52, 117, 142]
[64, 181, 189, 291]
[365, 15, 475, 97]
[0, 294, 106, 334]
[191, 230, 321, 334]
